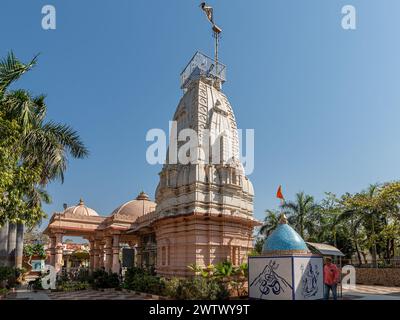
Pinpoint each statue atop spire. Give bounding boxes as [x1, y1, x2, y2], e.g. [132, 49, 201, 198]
[200, 2, 223, 89]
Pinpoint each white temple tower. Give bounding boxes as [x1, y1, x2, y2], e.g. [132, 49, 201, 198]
[154, 52, 260, 277]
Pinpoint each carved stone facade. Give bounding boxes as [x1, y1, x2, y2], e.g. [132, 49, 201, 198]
[154, 77, 258, 276]
[44, 53, 260, 277]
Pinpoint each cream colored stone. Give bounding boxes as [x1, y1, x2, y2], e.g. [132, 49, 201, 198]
[44, 74, 261, 277]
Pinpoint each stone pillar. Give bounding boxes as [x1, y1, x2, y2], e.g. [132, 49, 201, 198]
[7, 223, 17, 267]
[54, 233, 63, 273]
[15, 223, 24, 269]
[49, 236, 56, 266]
[0, 221, 9, 266]
[93, 241, 100, 270]
[111, 234, 120, 274]
[66, 256, 70, 272]
[89, 240, 95, 273]
[104, 237, 112, 272]
[99, 244, 104, 268]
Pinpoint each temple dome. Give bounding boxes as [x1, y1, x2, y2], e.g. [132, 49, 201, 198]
[262, 215, 309, 254]
[64, 199, 99, 216]
[111, 191, 156, 219]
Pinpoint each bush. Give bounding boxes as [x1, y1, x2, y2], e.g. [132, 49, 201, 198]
[90, 269, 120, 289]
[186, 261, 248, 298]
[32, 276, 44, 290]
[0, 266, 23, 288]
[0, 266, 14, 284]
[123, 267, 165, 294]
[56, 281, 90, 292]
[0, 287, 9, 297]
[166, 277, 229, 300]
[123, 267, 230, 299]
[76, 268, 90, 282]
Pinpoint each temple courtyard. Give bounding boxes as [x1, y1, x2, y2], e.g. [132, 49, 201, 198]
[3, 284, 400, 300]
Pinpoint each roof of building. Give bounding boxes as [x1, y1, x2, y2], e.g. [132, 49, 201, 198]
[306, 242, 345, 257]
[64, 199, 99, 217]
[262, 214, 309, 254]
[111, 191, 156, 221]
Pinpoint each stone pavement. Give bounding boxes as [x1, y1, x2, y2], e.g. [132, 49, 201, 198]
[5, 288, 50, 300]
[47, 289, 152, 300]
[342, 285, 400, 300]
[5, 284, 400, 300]
[5, 285, 150, 300]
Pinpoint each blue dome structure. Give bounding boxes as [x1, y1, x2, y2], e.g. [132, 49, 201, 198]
[262, 214, 309, 255]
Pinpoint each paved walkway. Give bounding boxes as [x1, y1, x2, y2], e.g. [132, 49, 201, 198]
[6, 284, 400, 300]
[342, 285, 400, 300]
[47, 289, 151, 300]
[5, 285, 151, 300]
[5, 288, 50, 300]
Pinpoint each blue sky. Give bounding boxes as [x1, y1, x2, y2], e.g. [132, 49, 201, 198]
[1, 0, 400, 230]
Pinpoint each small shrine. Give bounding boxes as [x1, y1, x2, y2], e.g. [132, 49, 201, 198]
[248, 214, 324, 300]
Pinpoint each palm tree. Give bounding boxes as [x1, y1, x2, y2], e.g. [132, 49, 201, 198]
[339, 184, 381, 267]
[0, 51, 89, 267]
[259, 209, 280, 237]
[280, 192, 318, 239]
[364, 184, 380, 267]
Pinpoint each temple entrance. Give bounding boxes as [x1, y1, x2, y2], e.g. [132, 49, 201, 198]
[136, 233, 157, 272]
[43, 194, 156, 274]
[61, 237, 89, 272]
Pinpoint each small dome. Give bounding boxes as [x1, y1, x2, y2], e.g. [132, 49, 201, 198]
[64, 199, 99, 217]
[111, 191, 156, 220]
[262, 214, 309, 254]
[242, 177, 254, 196]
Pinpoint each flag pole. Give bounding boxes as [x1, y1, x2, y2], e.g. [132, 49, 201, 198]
[214, 29, 219, 76]
[277, 185, 286, 222]
[200, 3, 222, 85]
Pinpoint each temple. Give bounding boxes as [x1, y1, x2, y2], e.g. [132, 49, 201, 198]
[43, 52, 260, 277]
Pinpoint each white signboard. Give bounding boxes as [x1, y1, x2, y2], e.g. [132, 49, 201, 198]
[248, 257, 293, 300]
[293, 257, 324, 300]
[31, 259, 45, 272]
[249, 255, 323, 300]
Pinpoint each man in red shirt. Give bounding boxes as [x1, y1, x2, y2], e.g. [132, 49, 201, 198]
[323, 257, 340, 300]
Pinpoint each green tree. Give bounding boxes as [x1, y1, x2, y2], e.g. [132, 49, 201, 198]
[259, 209, 280, 237]
[338, 183, 400, 267]
[0, 51, 89, 267]
[339, 185, 381, 267]
[281, 192, 318, 239]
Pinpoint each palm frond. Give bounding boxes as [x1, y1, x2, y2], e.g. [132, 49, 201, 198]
[32, 94, 47, 123]
[2, 90, 37, 130]
[43, 122, 89, 159]
[0, 52, 38, 92]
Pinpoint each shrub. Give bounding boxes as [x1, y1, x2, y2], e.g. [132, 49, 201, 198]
[56, 281, 90, 292]
[32, 276, 44, 290]
[123, 267, 165, 294]
[167, 277, 229, 300]
[0, 266, 14, 284]
[186, 261, 248, 298]
[90, 269, 120, 289]
[0, 287, 9, 297]
[0, 266, 23, 288]
[76, 268, 90, 282]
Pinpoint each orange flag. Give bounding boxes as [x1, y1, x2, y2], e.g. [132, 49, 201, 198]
[276, 185, 284, 200]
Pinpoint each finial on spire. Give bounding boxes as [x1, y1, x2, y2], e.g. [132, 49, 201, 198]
[200, 2, 222, 88]
[78, 198, 84, 205]
[279, 213, 288, 224]
[136, 191, 149, 201]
